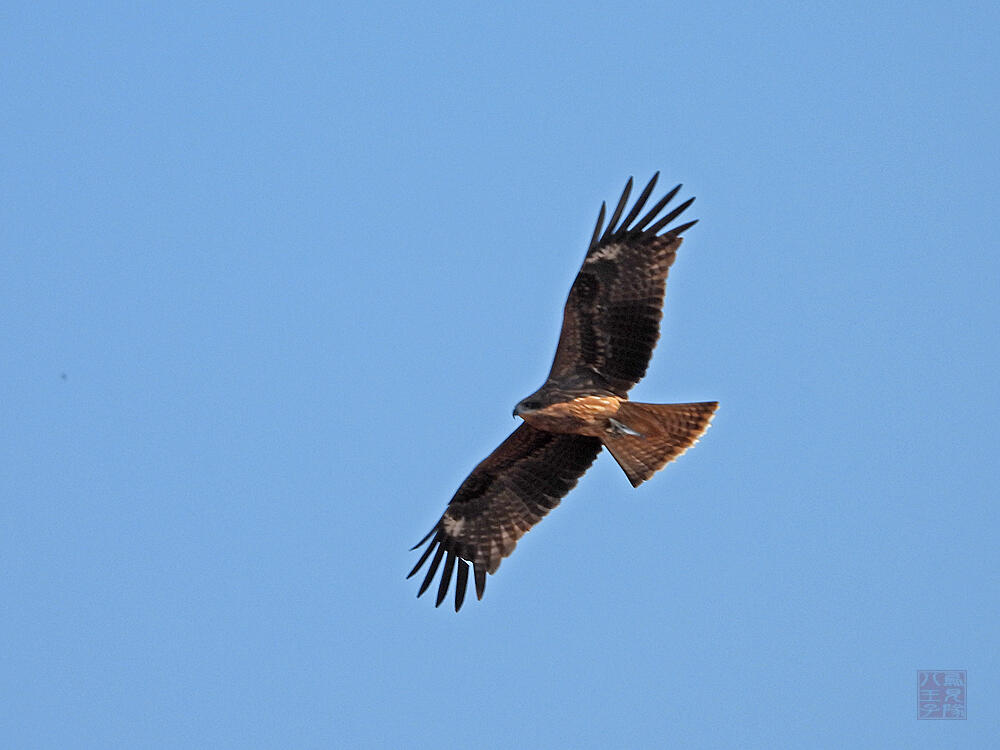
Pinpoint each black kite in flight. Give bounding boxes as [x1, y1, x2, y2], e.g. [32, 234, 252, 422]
[409, 174, 717, 610]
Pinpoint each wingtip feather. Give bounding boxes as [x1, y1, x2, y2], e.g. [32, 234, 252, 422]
[435, 551, 456, 607]
[629, 183, 685, 234]
[410, 526, 436, 551]
[668, 219, 698, 236]
[407, 535, 438, 579]
[417, 544, 446, 597]
[619, 173, 659, 232]
[474, 563, 487, 600]
[589, 202, 606, 250]
[647, 196, 696, 235]
[454, 559, 469, 611]
[601, 177, 633, 242]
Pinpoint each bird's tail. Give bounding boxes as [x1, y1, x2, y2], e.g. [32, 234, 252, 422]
[602, 401, 718, 487]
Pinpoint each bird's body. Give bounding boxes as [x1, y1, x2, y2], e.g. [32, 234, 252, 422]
[409, 173, 718, 610]
[516, 394, 623, 436]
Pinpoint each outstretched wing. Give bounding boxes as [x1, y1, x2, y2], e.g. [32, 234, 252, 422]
[408, 424, 602, 611]
[549, 173, 697, 396]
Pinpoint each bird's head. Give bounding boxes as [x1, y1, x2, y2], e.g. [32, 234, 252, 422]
[514, 385, 559, 418]
[513, 398, 544, 418]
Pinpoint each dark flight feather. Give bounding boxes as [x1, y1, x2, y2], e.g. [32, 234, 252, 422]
[601, 177, 633, 242]
[618, 172, 659, 231]
[635, 183, 682, 231]
[549, 177, 696, 395]
[589, 202, 606, 251]
[409, 424, 602, 610]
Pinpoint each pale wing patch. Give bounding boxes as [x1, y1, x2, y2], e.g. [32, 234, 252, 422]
[585, 241, 624, 262]
[440, 513, 466, 537]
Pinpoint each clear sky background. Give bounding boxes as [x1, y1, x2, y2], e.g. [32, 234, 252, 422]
[3, 2, 998, 748]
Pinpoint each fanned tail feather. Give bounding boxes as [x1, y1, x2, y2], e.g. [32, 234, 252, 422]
[603, 401, 718, 487]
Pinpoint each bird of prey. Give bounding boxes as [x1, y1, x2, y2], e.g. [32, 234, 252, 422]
[409, 173, 717, 611]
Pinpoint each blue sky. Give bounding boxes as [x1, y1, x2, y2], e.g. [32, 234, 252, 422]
[3, 2, 998, 747]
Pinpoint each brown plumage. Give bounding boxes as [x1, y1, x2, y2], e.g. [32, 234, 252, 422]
[409, 173, 717, 610]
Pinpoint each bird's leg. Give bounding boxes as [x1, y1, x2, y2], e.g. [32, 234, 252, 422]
[607, 418, 644, 437]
